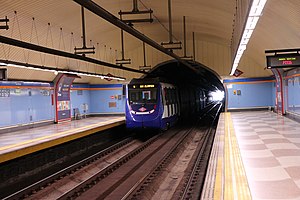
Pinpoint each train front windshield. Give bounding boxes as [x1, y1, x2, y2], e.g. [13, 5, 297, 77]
[128, 84, 158, 105]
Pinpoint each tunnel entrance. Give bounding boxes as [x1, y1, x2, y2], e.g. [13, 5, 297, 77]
[142, 60, 225, 119]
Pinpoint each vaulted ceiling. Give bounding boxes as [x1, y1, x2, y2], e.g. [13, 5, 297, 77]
[0, 0, 299, 83]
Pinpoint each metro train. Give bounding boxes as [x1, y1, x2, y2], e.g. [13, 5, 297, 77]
[125, 78, 179, 130]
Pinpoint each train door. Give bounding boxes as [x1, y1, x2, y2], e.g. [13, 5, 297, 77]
[165, 87, 170, 117]
[161, 85, 171, 119]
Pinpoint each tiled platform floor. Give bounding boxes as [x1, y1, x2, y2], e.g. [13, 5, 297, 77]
[0, 116, 125, 162]
[232, 111, 300, 200]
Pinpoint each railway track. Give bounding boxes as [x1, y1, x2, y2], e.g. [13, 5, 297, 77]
[3, 137, 137, 200]
[5, 103, 222, 200]
[126, 103, 222, 200]
[178, 103, 222, 200]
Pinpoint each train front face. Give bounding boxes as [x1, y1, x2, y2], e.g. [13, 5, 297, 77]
[126, 83, 163, 129]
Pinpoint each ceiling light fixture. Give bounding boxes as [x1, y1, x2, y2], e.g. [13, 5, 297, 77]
[230, 0, 267, 75]
[0, 60, 126, 81]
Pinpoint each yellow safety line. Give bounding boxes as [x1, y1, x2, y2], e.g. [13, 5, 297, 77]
[214, 134, 224, 199]
[0, 118, 125, 163]
[224, 112, 251, 200]
[224, 113, 233, 199]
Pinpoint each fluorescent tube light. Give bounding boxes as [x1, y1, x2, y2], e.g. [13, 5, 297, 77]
[0, 60, 126, 81]
[230, 0, 267, 75]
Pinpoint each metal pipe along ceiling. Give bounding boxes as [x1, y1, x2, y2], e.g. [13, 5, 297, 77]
[0, 35, 145, 74]
[72, 0, 197, 73]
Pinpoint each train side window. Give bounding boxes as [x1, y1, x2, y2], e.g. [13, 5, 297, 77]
[166, 88, 170, 105]
[166, 88, 169, 105]
[163, 88, 167, 105]
[173, 89, 176, 104]
[162, 87, 166, 105]
[169, 89, 171, 104]
[170, 89, 174, 104]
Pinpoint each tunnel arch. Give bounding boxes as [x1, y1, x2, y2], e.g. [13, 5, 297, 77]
[143, 60, 224, 91]
[142, 59, 225, 118]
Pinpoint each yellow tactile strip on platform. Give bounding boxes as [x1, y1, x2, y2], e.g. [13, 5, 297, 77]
[223, 112, 251, 200]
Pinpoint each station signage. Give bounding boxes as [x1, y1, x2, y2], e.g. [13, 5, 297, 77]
[266, 53, 300, 68]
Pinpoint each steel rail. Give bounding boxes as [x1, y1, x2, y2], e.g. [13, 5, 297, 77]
[56, 132, 163, 199]
[122, 125, 196, 200]
[2, 138, 134, 200]
[180, 103, 223, 200]
[125, 103, 222, 200]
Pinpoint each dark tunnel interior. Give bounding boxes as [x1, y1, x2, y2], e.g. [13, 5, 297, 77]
[142, 60, 225, 119]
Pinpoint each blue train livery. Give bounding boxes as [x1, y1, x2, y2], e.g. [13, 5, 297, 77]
[125, 78, 179, 130]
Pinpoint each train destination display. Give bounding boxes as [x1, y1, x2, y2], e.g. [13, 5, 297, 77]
[267, 54, 300, 68]
[130, 84, 156, 89]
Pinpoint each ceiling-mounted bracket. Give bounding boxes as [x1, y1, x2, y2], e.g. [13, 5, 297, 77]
[116, 58, 131, 65]
[119, 0, 153, 27]
[74, 46, 95, 55]
[161, 0, 182, 51]
[161, 41, 182, 51]
[139, 41, 151, 72]
[0, 16, 9, 30]
[180, 16, 193, 60]
[180, 56, 193, 61]
[115, 29, 131, 65]
[116, 13, 131, 66]
[74, 6, 95, 56]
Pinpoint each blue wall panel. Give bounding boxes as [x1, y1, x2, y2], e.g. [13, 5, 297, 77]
[11, 89, 31, 125]
[0, 82, 53, 127]
[226, 81, 273, 109]
[271, 81, 276, 107]
[294, 77, 300, 114]
[90, 89, 125, 113]
[286, 74, 300, 115]
[0, 94, 11, 127]
[30, 89, 53, 122]
[287, 78, 294, 113]
[0, 82, 126, 128]
[70, 87, 91, 117]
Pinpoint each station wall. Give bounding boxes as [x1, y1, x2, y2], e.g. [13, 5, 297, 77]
[70, 84, 91, 117]
[5, 74, 300, 128]
[0, 82, 53, 128]
[71, 84, 125, 115]
[0, 82, 124, 128]
[224, 77, 275, 110]
[89, 84, 125, 114]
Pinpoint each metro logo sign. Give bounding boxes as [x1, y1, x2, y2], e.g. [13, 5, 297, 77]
[139, 107, 147, 112]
